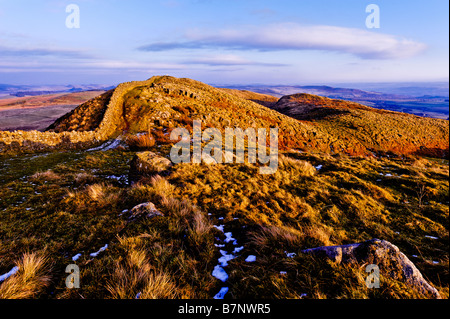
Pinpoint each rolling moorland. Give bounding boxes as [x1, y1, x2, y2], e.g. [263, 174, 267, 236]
[224, 84, 449, 120]
[0, 76, 448, 299]
[0, 91, 107, 132]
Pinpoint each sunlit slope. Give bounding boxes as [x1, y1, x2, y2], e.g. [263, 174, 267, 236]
[270, 93, 449, 158]
[2, 76, 448, 157]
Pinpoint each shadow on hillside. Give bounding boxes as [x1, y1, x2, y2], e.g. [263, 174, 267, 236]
[290, 108, 351, 121]
[250, 99, 278, 108]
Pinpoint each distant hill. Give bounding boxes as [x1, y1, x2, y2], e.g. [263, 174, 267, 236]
[43, 76, 448, 158]
[0, 83, 115, 97]
[222, 84, 449, 120]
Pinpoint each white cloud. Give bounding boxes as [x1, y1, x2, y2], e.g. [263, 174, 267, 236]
[139, 23, 427, 59]
[182, 54, 287, 66]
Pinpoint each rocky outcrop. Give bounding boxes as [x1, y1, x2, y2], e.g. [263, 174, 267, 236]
[129, 151, 172, 181]
[129, 202, 163, 220]
[302, 238, 441, 299]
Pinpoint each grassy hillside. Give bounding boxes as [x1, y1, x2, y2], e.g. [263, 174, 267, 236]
[272, 93, 448, 158]
[0, 76, 448, 299]
[43, 76, 449, 159]
[0, 145, 448, 299]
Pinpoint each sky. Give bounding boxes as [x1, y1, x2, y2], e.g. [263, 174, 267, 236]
[0, 0, 448, 86]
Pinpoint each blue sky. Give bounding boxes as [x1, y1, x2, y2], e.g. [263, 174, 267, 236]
[0, 0, 448, 85]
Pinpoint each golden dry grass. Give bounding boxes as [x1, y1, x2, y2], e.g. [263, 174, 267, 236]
[106, 246, 180, 299]
[0, 252, 51, 299]
[124, 132, 156, 151]
[30, 169, 60, 182]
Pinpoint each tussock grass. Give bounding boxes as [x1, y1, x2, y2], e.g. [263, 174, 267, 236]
[278, 155, 316, 177]
[107, 246, 179, 299]
[248, 225, 303, 252]
[73, 172, 97, 185]
[0, 252, 51, 299]
[30, 169, 60, 182]
[124, 132, 156, 151]
[0, 138, 447, 299]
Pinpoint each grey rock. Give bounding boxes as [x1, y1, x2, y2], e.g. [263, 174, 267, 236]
[129, 202, 163, 220]
[129, 151, 172, 182]
[302, 238, 441, 299]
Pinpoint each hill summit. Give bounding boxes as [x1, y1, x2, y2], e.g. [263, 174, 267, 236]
[0, 75, 448, 158]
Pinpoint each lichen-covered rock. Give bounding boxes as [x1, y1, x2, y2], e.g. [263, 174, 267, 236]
[129, 151, 172, 181]
[302, 238, 441, 299]
[129, 202, 163, 220]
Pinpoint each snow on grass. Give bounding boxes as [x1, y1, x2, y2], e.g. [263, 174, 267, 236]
[218, 250, 236, 267]
[213, 287, 229, 299]
[285, 251, 296, 258]
[90, 244, 108, 257]
[105, 175, 128, 183]
[214, 225, 224, 232]
[72, 253, 82, 261]
[245, 255, 256, 262]
[212, 265, 228, 282]
[0, 266, 19, 282]
[87, 139, 121, 152]
[233, 246, 244, 253]
[224, 232, 237, 245]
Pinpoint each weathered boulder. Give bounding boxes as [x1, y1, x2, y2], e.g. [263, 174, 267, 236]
[129, 151, 172, 181]
[302, 238, 441, 299]
[129, 202, 163, 220]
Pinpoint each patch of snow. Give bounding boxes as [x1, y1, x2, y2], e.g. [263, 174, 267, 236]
[218, 250, 235, 267]
[87, 139, 121, 152]
[212, 265, 228, 282]
[215, 244, 226, 248]
[285, 251, 296, 258]
[412, 255, 418, 258]
[136, 292, 141, 299]
[300, 293, 307, 298]
[90, 244, 108, 257]
[218, 217, 224, 220]
[245, 255, 256, 262]
[0, 266, 19, 282]
[315, 165, 323, 170]
[214, 225, 224, 232]
[106, 175, 126, 182]
[213, 287, 229, 299]
[425, 235, 439, 240]
[432, 261, 439, 264]
[224, 232, 237, 245]
[72, 254, 82, 261]
[280, 271, 287, 275]
[233, 246, 244, 253]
